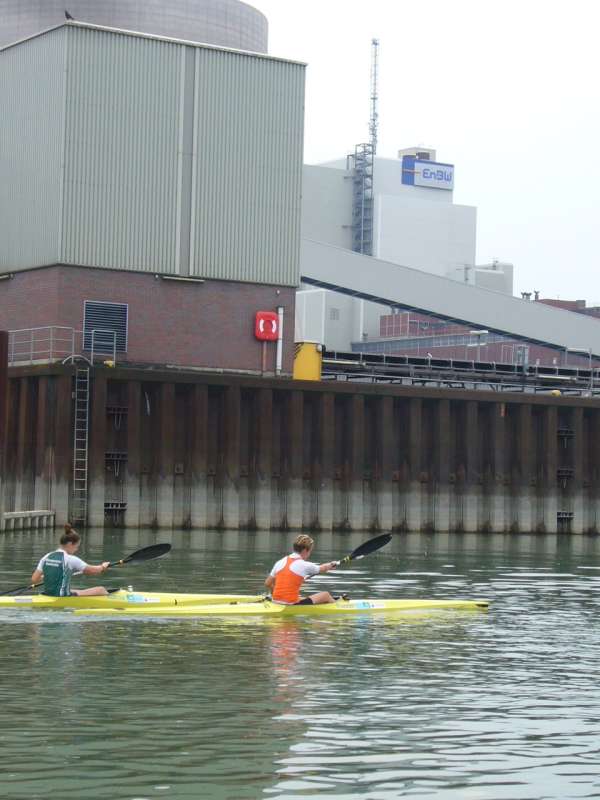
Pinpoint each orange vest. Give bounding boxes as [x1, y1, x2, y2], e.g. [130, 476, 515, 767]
[272, 556, 304, 604]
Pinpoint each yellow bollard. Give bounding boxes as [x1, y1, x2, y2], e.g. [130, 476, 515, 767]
[293, 342, 322, 381]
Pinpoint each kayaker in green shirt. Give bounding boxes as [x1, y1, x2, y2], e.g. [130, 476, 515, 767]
[31, 525, 110, 597]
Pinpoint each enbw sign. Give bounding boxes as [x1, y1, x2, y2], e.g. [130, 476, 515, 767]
[401, 155, 454, 191]
[420, 164, 453, 187]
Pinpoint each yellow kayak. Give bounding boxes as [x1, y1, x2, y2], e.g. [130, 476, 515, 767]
[74, 597, 490, 617]
[0, 590, 263, 610]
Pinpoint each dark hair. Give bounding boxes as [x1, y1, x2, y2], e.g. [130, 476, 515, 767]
[60, 523, 81, 546]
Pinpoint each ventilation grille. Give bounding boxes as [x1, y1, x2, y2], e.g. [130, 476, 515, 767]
[83, 301, 128, 353]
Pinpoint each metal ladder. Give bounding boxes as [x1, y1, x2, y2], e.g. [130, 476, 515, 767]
[71, 367, 90, 524]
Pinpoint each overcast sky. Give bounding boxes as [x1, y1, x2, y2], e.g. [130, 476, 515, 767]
[254, 0, 599, 301]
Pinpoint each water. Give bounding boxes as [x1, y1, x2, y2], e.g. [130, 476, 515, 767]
[2, 529, 600, 800]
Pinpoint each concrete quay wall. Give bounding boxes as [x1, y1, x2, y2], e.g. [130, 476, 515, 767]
[5, 365, 600, 534]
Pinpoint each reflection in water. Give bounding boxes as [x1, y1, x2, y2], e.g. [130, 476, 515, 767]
[2, 531, 600, 798]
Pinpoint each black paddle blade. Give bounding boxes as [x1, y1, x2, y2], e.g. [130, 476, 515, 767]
[347, 533, 392, 562]
[110, 543, 172, 567]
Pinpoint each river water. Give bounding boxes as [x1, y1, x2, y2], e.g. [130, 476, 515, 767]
[1, 529, 600, 800]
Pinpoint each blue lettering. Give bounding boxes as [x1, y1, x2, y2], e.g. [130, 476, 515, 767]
[422, 167, 453, 183]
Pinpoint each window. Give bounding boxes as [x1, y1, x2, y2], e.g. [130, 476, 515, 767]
[83, 301, 128, 353]
[329, 308, 340, 321]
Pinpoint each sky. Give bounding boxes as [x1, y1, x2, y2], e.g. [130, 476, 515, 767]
[253, 0, 600, 301]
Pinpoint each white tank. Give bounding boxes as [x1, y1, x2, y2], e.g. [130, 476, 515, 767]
[0, 0, 268, 53]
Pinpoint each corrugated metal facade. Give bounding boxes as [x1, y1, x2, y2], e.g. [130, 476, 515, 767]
[61, 27, 181, 273]
[0, 24, 305, 286]
[191, 48, 304, 285]
[0, 27, 65, 270]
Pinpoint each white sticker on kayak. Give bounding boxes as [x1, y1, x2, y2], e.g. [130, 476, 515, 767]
[125, 594, 162, 604]
[13, 598, 34, 603]
[352, 601, 385, 610]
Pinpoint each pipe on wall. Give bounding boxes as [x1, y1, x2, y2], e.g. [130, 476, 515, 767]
[276, 306, 284, 375]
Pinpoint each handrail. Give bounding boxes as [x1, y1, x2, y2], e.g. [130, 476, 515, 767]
[8, 326, 120, 366]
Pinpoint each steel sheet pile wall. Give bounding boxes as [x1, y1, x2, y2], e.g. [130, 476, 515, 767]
[4, 374, 71, 524]
[5, 368, 600, 534]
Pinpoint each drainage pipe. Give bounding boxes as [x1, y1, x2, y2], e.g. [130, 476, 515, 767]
[276, 306, 284, 375]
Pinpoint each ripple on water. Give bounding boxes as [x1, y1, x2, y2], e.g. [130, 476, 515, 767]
[2, 532, 600, 799]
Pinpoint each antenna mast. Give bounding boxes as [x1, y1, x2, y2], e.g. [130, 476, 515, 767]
[369, 38, 379, 154]
[348, 38, 379, 256]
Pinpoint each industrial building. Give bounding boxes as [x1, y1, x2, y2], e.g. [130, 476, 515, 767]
[1, 5, 600, 535]
[0, 21, 304, 373]
[355, 302, 597, 369]
[300, 239, 600, 360]
[298, 147, 599, 365]
[304, 148, 477, 281]
[0, 13, 593, 372]
[0, 0, 268, 53]
[299, 149, 515, 352]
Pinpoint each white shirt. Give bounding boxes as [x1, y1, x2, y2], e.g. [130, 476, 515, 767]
[36, 551, 87, 574]
[269, 552, 320, 580]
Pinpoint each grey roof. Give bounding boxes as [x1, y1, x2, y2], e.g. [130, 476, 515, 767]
[0, 20, 306, 65]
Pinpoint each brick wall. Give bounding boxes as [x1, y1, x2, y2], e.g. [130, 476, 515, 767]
[0, 265, 295, 372]
[0, 268, 61, 330]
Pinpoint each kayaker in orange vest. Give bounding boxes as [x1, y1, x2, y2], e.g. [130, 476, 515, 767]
[265, 534, 337, 605]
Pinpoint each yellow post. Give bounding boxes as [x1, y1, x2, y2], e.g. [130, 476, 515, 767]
[293, 342, 322, 381]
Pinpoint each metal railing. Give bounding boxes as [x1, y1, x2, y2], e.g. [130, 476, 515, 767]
[322, 349, 600, 396]
[8, 326, 118, 366]
[89, 328, 116, 365]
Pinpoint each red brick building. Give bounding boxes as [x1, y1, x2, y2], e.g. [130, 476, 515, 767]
[1, 265, 295, 373]
[370, 305, 600, 368]
[0, 24, 305, 376]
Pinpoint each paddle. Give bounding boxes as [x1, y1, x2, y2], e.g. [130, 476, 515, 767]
[335, 533, 392, 567]
[0, 543, 172, 596]
[108, 542, 171, 567]
[321, 533, 393, 600]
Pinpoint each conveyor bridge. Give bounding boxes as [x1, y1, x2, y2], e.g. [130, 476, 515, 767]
[300, 239, 600, 357]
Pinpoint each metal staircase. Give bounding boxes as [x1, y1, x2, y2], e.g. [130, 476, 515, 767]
[71, 366, 90, 524]
[350, 142, 374, 256]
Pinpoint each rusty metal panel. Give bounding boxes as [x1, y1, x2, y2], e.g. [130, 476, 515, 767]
[0, 332, 7, 481]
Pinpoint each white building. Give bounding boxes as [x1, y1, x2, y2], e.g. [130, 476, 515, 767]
[298, 147, 513, 350]
[472, 261, 514, 295]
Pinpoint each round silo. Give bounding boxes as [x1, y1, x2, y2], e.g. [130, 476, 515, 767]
[0, 0, 268, 53]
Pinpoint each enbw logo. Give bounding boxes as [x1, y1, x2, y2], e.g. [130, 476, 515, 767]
[422, 167, 453, 183]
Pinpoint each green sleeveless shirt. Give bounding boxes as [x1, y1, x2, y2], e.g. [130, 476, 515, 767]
[40, 550, 85, 596]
